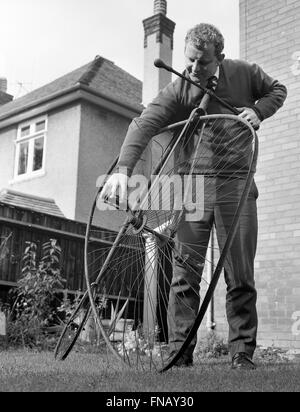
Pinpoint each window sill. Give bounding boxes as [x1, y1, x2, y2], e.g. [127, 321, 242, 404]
[9, 170, 46, 185]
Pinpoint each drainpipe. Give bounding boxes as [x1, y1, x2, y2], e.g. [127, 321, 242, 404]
[206, 229, 216, 330]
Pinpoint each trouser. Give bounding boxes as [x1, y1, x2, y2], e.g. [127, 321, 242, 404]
[167, 177, 258, 359]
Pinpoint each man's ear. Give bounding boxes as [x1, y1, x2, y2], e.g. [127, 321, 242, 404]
[218, 53, 225, 63]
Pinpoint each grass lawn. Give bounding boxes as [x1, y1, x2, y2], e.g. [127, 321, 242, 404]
[0, 349, 300, 392]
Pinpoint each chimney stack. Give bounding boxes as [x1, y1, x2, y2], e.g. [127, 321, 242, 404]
[142, 0, 175, 106]
[138, 1, 175, 179]
[0, 77, 13, 106]
[0, 77, 8, 93]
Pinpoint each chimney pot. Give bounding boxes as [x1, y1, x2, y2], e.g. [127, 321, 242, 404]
[154, 0, 167, 16]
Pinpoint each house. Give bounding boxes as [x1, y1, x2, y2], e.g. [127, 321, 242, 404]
[0, 0, 174, 293]
[0, 56, 144, 228]
[0, 56, 145, 295]
[0, 0, 175, 229]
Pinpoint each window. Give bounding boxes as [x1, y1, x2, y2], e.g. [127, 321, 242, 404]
[14, 117, 47, 180]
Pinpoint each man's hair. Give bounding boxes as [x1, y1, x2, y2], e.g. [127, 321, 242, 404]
[185, 23, 225, 60]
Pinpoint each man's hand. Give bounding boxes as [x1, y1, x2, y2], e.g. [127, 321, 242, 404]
[99, 173, 128, 207]
[237, 107, 261, 129]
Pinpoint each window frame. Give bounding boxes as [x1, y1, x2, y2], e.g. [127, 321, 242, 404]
[13, 116, 48, 182]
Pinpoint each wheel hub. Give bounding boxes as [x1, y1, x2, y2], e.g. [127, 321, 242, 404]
[130, 213, 148, 234]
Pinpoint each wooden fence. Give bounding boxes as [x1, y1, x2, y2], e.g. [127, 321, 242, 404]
[0, 202, 117, 298]
[0, 202, 171, 334]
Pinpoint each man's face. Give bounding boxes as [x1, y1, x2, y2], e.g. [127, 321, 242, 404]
[184, 42, 220, 84]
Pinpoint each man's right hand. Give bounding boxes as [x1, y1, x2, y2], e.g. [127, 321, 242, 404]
[99, 173, 129, 206]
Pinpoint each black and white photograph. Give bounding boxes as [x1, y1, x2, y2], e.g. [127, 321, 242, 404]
[0, 0, 299, 395]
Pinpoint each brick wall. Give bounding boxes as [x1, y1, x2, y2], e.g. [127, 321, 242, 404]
[237, 0, 300, 350]
[198, 0, 300, 351]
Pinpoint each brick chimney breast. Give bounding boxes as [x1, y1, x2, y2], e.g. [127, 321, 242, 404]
[142, 0, 175, 107]
[141, 0, 175, 178]
[143, 11, 175, 49]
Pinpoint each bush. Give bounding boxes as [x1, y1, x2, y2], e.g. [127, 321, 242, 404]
[0, 232, 12, 261]
[7, 239, 66, 349]
[56, 290, 83, 323]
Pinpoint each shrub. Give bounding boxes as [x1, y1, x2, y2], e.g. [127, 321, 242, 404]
[0, 232, 12, 261]
[56, 290, 83, 322]
[7, 239, 66, 349]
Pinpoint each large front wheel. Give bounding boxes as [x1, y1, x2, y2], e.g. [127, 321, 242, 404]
[84, 114, 258, 371]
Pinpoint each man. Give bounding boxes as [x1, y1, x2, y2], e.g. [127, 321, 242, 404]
[101, 23, 287, 369]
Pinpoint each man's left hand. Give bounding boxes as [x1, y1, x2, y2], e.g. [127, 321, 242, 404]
[237, 107, 261, 129]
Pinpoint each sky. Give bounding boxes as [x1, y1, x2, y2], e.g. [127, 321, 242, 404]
[0, 0, 239, 98]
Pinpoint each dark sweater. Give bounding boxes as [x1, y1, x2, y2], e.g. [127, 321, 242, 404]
[117, 59, 287, 175]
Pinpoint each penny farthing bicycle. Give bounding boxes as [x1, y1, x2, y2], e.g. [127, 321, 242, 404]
[55, 60, 258, 372]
